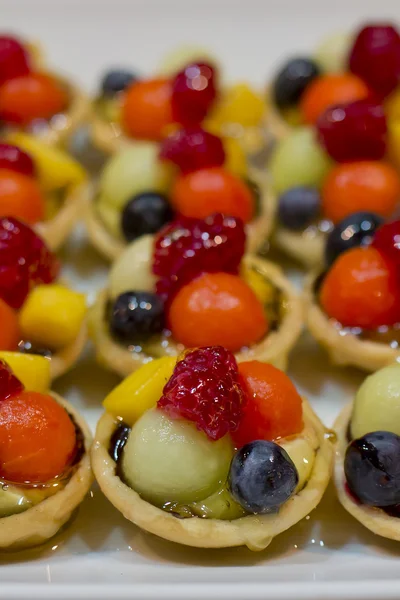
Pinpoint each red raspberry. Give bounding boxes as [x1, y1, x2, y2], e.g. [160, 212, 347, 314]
[0, 217, 59, 309]
[0, 144, 35, 178]
[157, 346, 245, 441]
[349, 24, 400, 97]
[0, 36, 30, 86]
[0, 359, 24, 401]
[159, 126, 225, 173]
[171, 62, 217, 125]
[152, 213, 246, 301]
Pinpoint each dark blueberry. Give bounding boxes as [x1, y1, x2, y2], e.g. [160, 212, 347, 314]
[101, 69, 137, 96]
[278, 186, 320, 231]
[273, 58, 320, 111]
[325, 211, 383, 267]
[110, 291, 165, 342]
[109, 422, 131, 464]
[228, 440, 298, 514]
[345, 431, 400, 507]
[121, 191, 174, 242]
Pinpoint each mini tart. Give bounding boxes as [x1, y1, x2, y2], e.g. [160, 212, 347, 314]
[2, 72, 89, 148]
[305, 273, 400, 372]
[334, 402, 400, 541]
[89, 254, 303, 377]
[92, 397, 333, 550]
[84, 169, 276, 261]
[0, 393, 93, 551]
[48, 318, 87, 380]
[35, 179, 89, 251]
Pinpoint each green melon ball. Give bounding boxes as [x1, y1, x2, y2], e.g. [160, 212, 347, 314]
[351, 364, 400, 439]
[314, 31, 354, 74]
[99, 142, 172, 211]
[121, 408, 234, 506]
[270, 127, 331, 195]
[109, 235, 157, 298]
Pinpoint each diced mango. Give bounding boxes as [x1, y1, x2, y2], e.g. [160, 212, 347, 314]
[103, 356, 176, 425]
[19, 285, 86, 350]
[0, 351, 50, 392]
[207, 83, 266, 129]
[223, 137, 247, 178]
[5, 132, 86, 191]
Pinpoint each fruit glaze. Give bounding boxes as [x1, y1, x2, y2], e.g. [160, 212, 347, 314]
[268, 22, 400, 268]
[89, 212, 303, 376]
[0, 357, 92, 550]
[306, 219, 400, 371]
[0, 135, 87, 250]
[84, 126, 274, 261]
[335, 364, 400, 541]
[0, 217, 87, 379]
[89, 46, 275, 161]
[92, 346, 334, 550]
[0, 34, 88, 146]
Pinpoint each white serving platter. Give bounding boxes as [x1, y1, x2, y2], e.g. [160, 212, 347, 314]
[2, 0, 400, 598]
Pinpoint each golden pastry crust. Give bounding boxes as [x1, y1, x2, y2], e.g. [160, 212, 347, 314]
[305, 273, 400, 372]
[49, 320, 87, 380]
[84, 170, 276, 261]
[0, 393, 93, 551]
[35, 181, 88, 251]
[91, 397, 333, 550]
[334, 403, 400, 541]
[89, 255, 303, 377]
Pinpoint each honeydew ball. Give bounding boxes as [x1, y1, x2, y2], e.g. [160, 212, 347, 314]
[109, 235, 157, 298]
[351, 364, 400, 439]
[314, 31, 354, 74]
[122, 408, 233, 506]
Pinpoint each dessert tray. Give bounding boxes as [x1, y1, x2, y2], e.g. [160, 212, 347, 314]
[2, 0, 400, 599]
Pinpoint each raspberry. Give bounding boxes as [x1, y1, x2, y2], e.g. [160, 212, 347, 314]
[0, 217, 59, 309]
[0, 36, 30, 86]
[152, 213, 246, 301]
[0, 359, 24, 401]
[0, 144, 35, 177]
[171, 62, 217, 125]
[159, 126, 225, 173]
[157, 346, 245, 441]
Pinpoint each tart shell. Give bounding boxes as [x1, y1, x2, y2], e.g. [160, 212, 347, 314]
[91, 397, 333, 550]
[334, 402, 400, 541]
[49, 319, 87, 380]
[84, 169, 276, 261]
[89, 255, 304, 377]
[0, 393, 93, 551]
[36, 180, 89, 251]
[273, 226, 326, 269]
[305, 273, 400, 372]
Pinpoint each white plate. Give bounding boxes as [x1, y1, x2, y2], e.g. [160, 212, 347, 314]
[2, 1, 400, 598]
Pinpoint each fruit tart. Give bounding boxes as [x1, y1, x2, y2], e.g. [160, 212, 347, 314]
[0, 34, 88, 146]
[335, 364, 400, 541]
[84, 134, 274, 261]
[306, 218, 400, 371]
[268, 23, 400, 267]
[0, 355, 92, 550]
[89, 212, 302, 377]
[90, 46, 270, 165]
[0, 133, 87, 250]
[0, 217, 87, 379]
[92, 346, 334, 550]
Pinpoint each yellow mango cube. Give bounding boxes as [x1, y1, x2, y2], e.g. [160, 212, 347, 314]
[223, 137, 247, 178]
[0, 352, 50, 393]
[208, 83, 266, 129]
[19, 285, 87, 350]
[5, 132, 86, 191]
[103, 356, 176, 425]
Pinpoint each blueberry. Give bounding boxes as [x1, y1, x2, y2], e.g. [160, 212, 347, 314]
[228, 440, 298, 514]
[101, 69, 137, 96]
[325, 211, 383, 267]
[121, 192, 174, 242]
[278, 186, 320, 231]
[273, 58, 320, 111]
[345, 431, 400, 507]
[109, 291, 165, 342]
